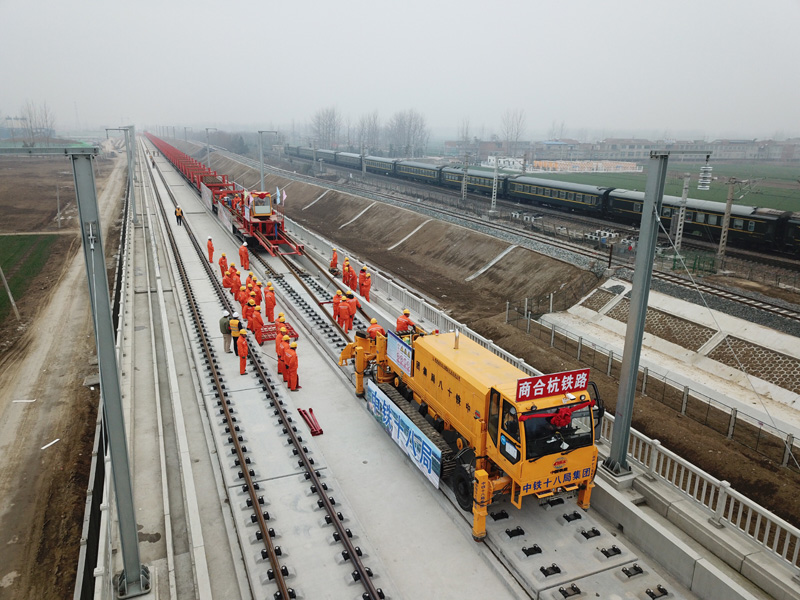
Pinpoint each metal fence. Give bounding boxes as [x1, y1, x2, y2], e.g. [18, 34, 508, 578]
[600, 413, 800, 575]
[506, 302, 799, 471]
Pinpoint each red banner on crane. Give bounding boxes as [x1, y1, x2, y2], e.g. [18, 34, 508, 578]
[515, 368, 591, 402]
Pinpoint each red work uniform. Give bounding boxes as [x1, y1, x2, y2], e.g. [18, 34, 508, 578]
[330, 249, 338, 269]
[362, 275, 372, 302]
[207, 238, 214, 263]
[218, 254, 227, 278]
[237, 335, 249, 374]
[338, 301, 352, 333]
[239, 244, 249, 270]
[251, 310, 264, 343]
[367, 322, 386, 339]
[284, 345, 299, 390]
[264, 290, 276, 322]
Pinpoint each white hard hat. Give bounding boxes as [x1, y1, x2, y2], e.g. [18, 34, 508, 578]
[208, 236, 212, 239]
[243, 242, 248, 246]
[232, 312, 239, 318]
[222, 310, 229, 317]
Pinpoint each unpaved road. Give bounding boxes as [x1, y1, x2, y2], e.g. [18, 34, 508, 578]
[0, 150, 125, 599]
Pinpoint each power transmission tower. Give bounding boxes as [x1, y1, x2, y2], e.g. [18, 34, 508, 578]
[461, 152, 469, 207]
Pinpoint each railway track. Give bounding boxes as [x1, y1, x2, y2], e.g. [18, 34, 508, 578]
[144, 144, 385, 600]
[217, 149, 800, 327]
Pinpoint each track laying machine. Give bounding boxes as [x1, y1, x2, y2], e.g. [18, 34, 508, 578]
[340, 329, 604, 540]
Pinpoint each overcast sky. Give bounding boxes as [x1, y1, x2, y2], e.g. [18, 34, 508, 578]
[2, 0, 799, 141]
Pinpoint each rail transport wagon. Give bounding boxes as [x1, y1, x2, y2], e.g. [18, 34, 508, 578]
[340, 330, 603, 539]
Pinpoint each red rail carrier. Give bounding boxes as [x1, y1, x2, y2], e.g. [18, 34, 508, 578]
[145, 133, 304, 257]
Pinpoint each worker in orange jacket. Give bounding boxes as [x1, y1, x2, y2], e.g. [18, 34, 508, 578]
[358, 267, 367, 295]
[230, 270, 242, 295]
[237, 329, 249, 374]
[367, 318, 386, 340]
[218, 253, 228, 278]
[238, 286, 248, 314]
[278, 334, 291, 381]
[253, 281, 263, 307]
[207, 236, 214, 263]
[239, 242, 249, 270]
[342, 266, 350, 289]
[330, 248, 338, 270]
[222, 270, 231, 291]
[284, 341, 300, 391]
[249, 291, 259, 315]
[275, 326, 288, 356]
[362, 273, 372, 302]
[338, 297, 353, 333]
[264, 286, 276, 322]
[245, 272, 253, 288]
[244, 299, 255, 326]
[332, 290, 343, 325]
[251, 306, 264, 344]
[346, 291, 361, 332]
[396, 309, 416, 334]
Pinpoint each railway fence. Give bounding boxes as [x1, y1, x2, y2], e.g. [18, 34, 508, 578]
[599, 413, 800, 577]
[505, 300, 800, 472]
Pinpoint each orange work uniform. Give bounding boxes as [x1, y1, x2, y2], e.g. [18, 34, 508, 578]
[251, 311, 264, 344]
[338, 302, 352, 333]
[239, 245, 249, 270]
[277, 337, 288, 379]
[264, 290, 276, 322]
[346, 296, 361, 330]
[284, 346, 299, 390]
[367, 323, 386, 339]
[218, 255, 228, 278]
[238, 335, 249, 374]
[244, 300, 255, 325]
[362, 276, 372, 302]
[396, 314, 416, 333]
[207, 239, 214, 263]
[358, 269, 367, 295]
[332, 294, 342, 325]
[330, 249, 338, 269]
[222, 271, 231, 290]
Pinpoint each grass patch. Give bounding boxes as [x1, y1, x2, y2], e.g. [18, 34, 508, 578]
[0, 235, 58, 322]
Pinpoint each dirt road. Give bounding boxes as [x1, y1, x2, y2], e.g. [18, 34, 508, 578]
[0, 150, 125, 599]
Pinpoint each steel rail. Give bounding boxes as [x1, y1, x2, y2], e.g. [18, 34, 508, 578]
[146, 145, 384, 600]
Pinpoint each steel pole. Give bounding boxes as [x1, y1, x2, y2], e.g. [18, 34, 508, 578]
[259, 132, 265, 191]
[603, 152, 669, 475]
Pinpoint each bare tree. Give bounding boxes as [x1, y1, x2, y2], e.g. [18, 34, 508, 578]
[20, 100, 56, 146]
[311, 106, 342, 148]
[501, 109, 526, 156]
[458, 116, 470, 144]
[386, 109, 429, 157]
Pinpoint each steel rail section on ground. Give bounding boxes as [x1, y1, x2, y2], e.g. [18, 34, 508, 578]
[145, 153, 384, 600]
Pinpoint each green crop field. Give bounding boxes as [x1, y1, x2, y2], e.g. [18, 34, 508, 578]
[0, 235, 59, 323]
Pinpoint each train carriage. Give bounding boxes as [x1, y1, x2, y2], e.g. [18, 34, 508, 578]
[297, 146, 315, 160]
[316, 149, 336, 164]
[335, 152, 363, 168]
[507, 176, 607, 215]
[395, 161, 442, 184]
[441, 167, 510, 195]
[364, 156, 397, 175]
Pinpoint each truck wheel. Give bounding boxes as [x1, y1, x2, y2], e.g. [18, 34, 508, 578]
[451, 465, 474, 513]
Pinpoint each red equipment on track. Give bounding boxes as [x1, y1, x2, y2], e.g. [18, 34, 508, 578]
[146, 133, 304, 257]
[298, 408, 323, 436]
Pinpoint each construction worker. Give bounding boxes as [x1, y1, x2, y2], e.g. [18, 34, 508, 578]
[230, 312, 242, 356]
[264, 286, 276, 322]
[237, 329, 249, 375]
[253, 280, 263, 307]
[363, 273, 372, 302]
[244, 298, 255, 326]
[231, 270, 242, 295]
[239, 242, 249, 270]
[330, 248, 338, 270]
[278, 334, 291, 381]
[274, 311, 285, 325]
[332, 290, 343, 325]
[285, 341, 300, 391]
[338, 296, 353, 333]
[346, 291, 361, 332]
[249, 291, 259, 315]
[175, 206, 183, 226]
[342, 266, 350, 289]
[238, 285, 248, 314]
[396, 309, 416, 334]
[275, 326, 288, 359]
[218, 252, 228, 278]
[358, 267, 367, 295]
[207, 236, 214, 263]
[220, 310, 232, 353]
[251, 306, 264, 344]
[245, 272, 253, 288]
[222, 270, 232, 291]
[367, 318, 386, 340]
[350, 267, 359, 290]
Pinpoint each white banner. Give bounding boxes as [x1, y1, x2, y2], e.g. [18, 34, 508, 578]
[200, 183, 213, 212]
[387, 331, 413, 376]
[218, 201, 232, 232]
[366, 380, 442, 488]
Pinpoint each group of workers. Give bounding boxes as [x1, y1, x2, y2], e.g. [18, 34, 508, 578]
[330, 249, 372, 302]
[213, 242, 300, 390]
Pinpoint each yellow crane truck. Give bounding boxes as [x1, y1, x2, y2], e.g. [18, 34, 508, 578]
[339, 329, 604, 540]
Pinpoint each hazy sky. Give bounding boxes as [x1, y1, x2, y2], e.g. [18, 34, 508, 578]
[2, 0, 799, 140]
